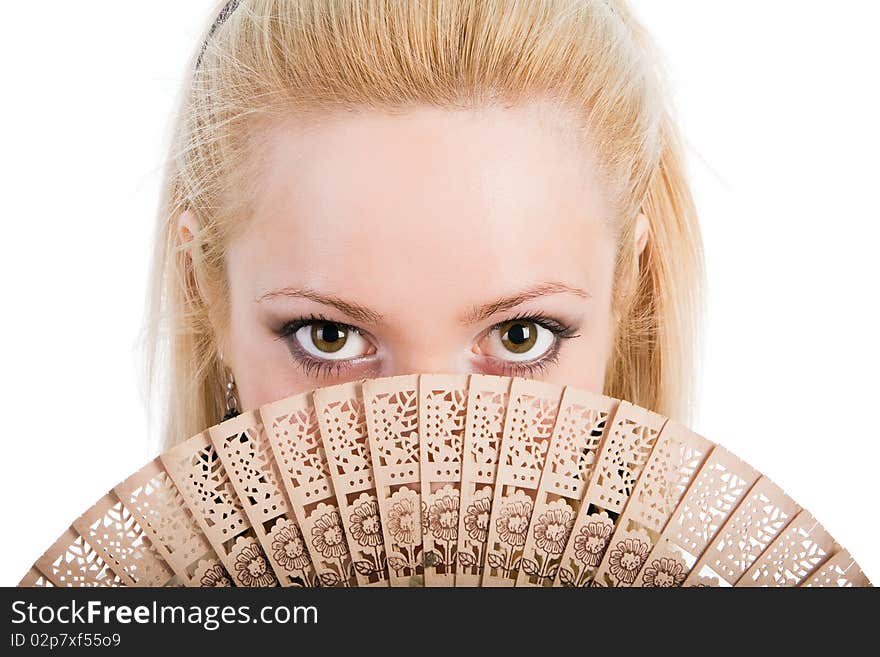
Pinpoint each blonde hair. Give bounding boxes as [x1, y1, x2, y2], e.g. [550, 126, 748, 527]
[141, 0, 704, 450]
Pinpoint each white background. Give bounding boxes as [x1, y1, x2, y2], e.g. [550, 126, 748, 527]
[1, 1, 877, 585]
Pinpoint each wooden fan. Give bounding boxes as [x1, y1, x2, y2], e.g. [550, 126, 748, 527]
[19, 374, 871, 588]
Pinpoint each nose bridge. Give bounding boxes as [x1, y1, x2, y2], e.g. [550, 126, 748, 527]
[374, 287, 474, 376]
[387, 351, 468, 377]
[383, 332, 471, 376]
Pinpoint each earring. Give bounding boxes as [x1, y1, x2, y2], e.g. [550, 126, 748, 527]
[219, 351, 241, 421]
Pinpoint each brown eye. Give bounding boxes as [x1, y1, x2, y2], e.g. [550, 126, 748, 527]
[310, 322, 348, 353]
[292, 321, 373, 361]
[498, 320, 538, 354]
[477, 317, 561, 365]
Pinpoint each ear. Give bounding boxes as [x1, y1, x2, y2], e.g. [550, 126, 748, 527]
[176, 208, 215, 306]
[177, 208, 199, 245]
[634, 211, 650, 257]
[178, 209, 228, 362]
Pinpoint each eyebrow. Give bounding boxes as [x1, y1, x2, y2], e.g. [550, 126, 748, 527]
[460, 282, 591, 324]
[255, 287, 384, 324]
[255, 281, 590, 326]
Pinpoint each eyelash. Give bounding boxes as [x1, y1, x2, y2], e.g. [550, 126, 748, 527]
[273, 313, 364, 380]
[488, 311, 580, 377]
[273, 311, 581, 379]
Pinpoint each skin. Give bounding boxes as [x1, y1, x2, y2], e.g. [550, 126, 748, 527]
[179, 100, 648, 411]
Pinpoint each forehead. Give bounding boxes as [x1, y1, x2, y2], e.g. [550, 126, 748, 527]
[230, 102, 616, 308]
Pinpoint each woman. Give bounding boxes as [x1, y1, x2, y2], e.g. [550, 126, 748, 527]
[144, 0, 702, 450]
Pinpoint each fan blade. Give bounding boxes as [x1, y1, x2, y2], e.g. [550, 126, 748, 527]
[631, 446, 759, 587]
[682, 476, 800, 586]
[161, 432, 278, 587]
[208, 410, 318, 587]
[313, 380, 390, 587]
[482, 377, 563, 587]
[516, 386, 618, 587]
[801, 549, 870, 587]
[33, 528, 124, 588]
[362, 374, 425, 586]
[71, 491, 176, 586]
[737, 510, 837, 587]
[592, 420, 713, 587]
[555, 401, 667, 587]
[260, 391, 357, 588]
[455, 374, 510, 587]
[115, 458, 227, 587]
[419, 373, 469, 586]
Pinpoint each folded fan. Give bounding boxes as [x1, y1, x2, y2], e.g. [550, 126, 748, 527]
[19, 374, 871, 588]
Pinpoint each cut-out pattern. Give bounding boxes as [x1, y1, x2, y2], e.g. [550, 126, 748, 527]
[363, 375, 424, 586]
[684, 477, 799, 586]
[517, 387, 617, 587]
[261, 392, 355, 587]
[483, 378, 562, 586]
[555, 402, 666, 587]
[456, 374, 510, 586]
[72, 493, 175, 586]
[35, 529, 124, 587]
[314, 381, 390, 587]
[738, 510, 836, 587]
[162, 434, 247, 540]
[209, 410, 317, 586]
[419, 374, 468, 586]
[592, 422, 712, 587]
[633, 447, 759, 587]
[115, 458, 223, 586]
[801, 549, 870, 587]
[590, 409, 665, 513]
[161, 432, 278, 587]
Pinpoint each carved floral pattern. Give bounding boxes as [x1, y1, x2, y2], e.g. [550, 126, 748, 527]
[532, 506, 575, 557]
[464, 498, 491, 543]
[387, 498, 418, 547]
[200, 564, 231, 587]
[26, 376, 870, 591]
[607, 538, 650, 585]
[428, 495, 459, 542]
[573, 519, 612, 568]
[234, 542, 276, 587]
[383, 490, 421, 580]
[271, 523, 310, 572]
[349, 499, 383, 548]
[642, 557, 686, 587]
[496, 499, 533, 548]
[311, 511, 347, 559]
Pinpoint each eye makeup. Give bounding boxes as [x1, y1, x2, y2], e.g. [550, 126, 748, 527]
[271, 311, 581, 380]
[272, 313, 378, 380]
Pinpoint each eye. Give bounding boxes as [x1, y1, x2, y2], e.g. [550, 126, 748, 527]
[481, 319, 556, 362]
[293, 321, 372, 360]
